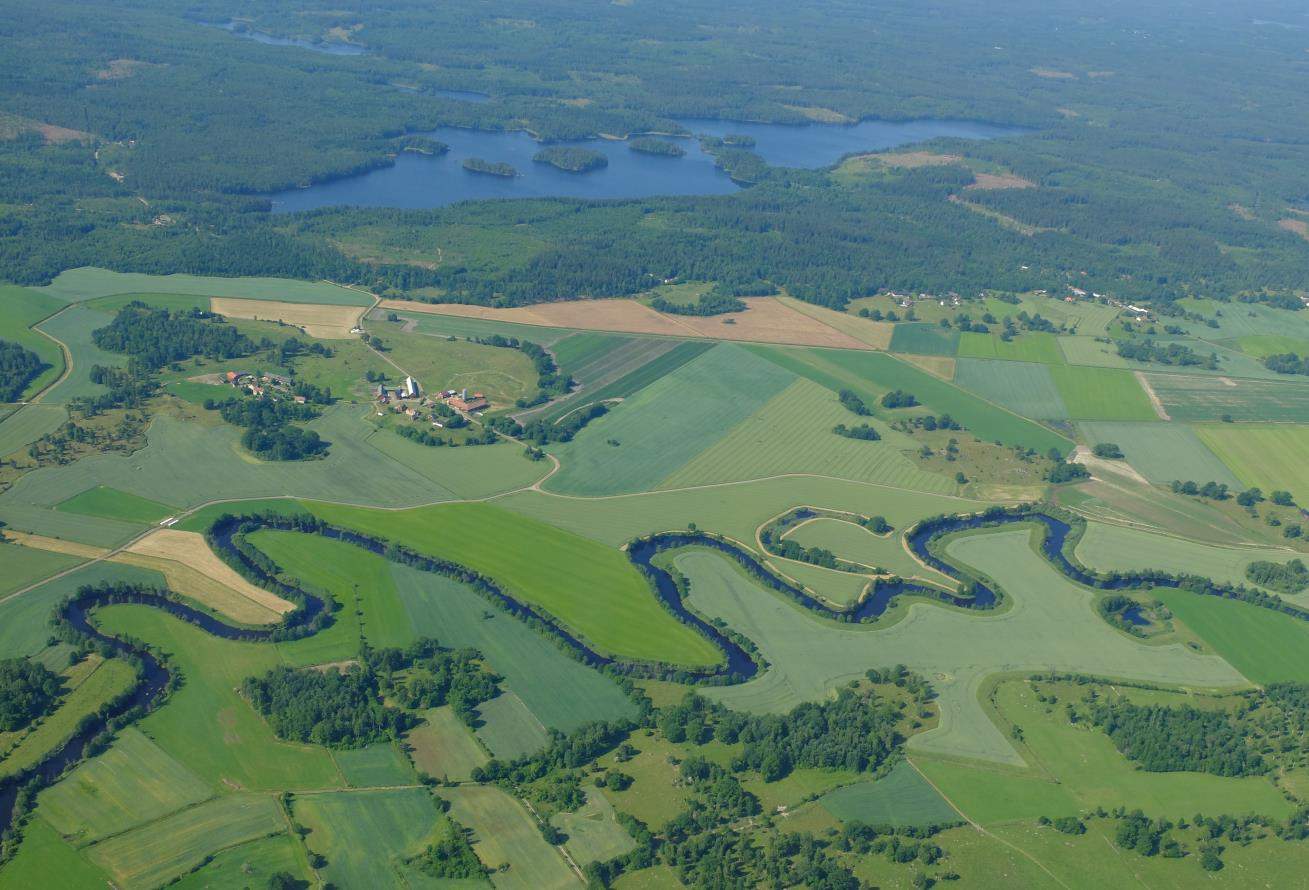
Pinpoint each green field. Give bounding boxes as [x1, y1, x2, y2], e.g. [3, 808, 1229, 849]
[1056, 334, 1131, 368]
[687, 528, 1244, 764]
[0, 541, 82, 597]
[0, 404, 69, 460]
[81, 291, 210, 314]
[546, 343, 794, 495]
[888, 323, 959, 356]
[1171, 298, 1309, 341]
[1078, 421, 1239, 485]
[660, 377, 954, 493]
[0, 657, 138, 780]
[382, 328, 540, 407]
[294, 789, 465, 890]
[170, 834, 311, 890]
[919, 678, 1293, 826]
[39, 728, 214, 844]
[393, 565, 636, 733]
[1048, 365, 1157, 420]
[1195, 423, 1309, 504]
[1146, 373, 1309, 422]
[55, 485, 176, 524]
[475, 690, 552, 760]
[37, 267, 373, 305]
[537, 339, 714, 423]
[35, 305, 126, 403]
[819, 761, 959, 826]
[309, 500, 721, 667]
[1075, 520, 1303, 595]
[0, 817, 110, 888]
[773, 558, 872, 605]
[951, 359, 1068, 419]
[86, 793, 287, 889]
[406, 707, 488, 781]
[748, 345, 1072, 454]
[0, 285, 67, 399]
[1153, 589, 1309, 685]
[1236, 334, 1309, 359]
[552, 787, 637, 865]
[335, 742, 418, 787]
[0, 562, 162, 659]
[550, 331, 637, 375]
[443, 784, 582, 890]
[92, 605, 343, 790]
[783, 517, 899, 572]
[957, 331, 1063, 364]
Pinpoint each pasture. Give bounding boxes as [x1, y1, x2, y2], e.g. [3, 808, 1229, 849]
[405, 706, 488, 781]
[951, 359, 1068, 419]
[35, 305, 126, 403]
[1075, 520, 1302, 595]
[54, 485, 175, 523]
[36, 267, 372, 305]
[1146, 373, 1309, 422]
[552, 787, 637, 865]
[443, 784, 583, 890]
[957, 331, 1062, 363]
[392, 565, 637, 733]
[86, 793, 286, 890]
[0, 405, 68, 459]
[0, 656, 137, 780]
[91, 604, 343, 790]
[210, 297, 363, 338]
[0, 541, 82, 597]
[1152, 589, 1309, 684]
[888, 323, 959, 356]
[535, 339, 714, 423]
[1077, 421, 1238, 486]
[919, 678, 1292, 826]
[686, 528, 1244, 765]
[660, 378, 954, 493]
[819, 761, 959, 826]
[170, 835, 309, 890]
[1048, 365, 1157, 420]
[1056, 335, 1130, 368]
[335, 742, 418, 787]
[1236, 334, 1309, 359]
[475, 691, 552, 760]
[308, 503, 718, 663]
[293, 788, 461, 890]
[546, 343, 795, 496]
[1, 819, 109, 888]
[0, 285, 66, 398]
[39, 728, 213, 844]
[382, 329, 540, 407]
[1195, 423, 1309, 505]
[748, 345, 1072, 454]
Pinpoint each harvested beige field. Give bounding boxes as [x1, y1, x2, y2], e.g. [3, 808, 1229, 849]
[4, 531, 107, 559]
[966, 172, 1036, 191]
[773, 296, 891, 349]
[1030, 67, 1076, 79]
[901, 354, 957, 380]
[33, 122, 92, 144]
[1278, 219, 1309, 241]
[870, 151, 961, 169]
[122, 529, 293, 624]
[381, 296, 874, 349]
[210, 298, 366, 339]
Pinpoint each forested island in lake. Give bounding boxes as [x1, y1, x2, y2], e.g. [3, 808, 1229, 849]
[628, 137, 687, 157]
[461, 158, 517, 177]
[532, 147, 608, 172]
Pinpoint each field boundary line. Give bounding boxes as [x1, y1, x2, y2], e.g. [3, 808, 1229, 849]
[1134, 371, 1170, 420]
[28, 304, 75, 404]
[906, 756, 1073, 890]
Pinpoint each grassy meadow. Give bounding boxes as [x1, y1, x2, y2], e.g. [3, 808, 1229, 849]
[1195, 422, 1309, 504]
[36, 267, 372, 305]
[0, 285, 67, 399]
[819, 761, 959, 826]
[443, 784, 583, 890]
[951, 359, 1068, 419]
[54, 485, 176, 523]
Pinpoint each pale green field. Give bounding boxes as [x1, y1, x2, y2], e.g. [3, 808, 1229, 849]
[393, 565, 637, 733]
[1077, 421, 1239, 486]
[660, 377, 954, 493]
[771, 558, 870, 605]
[475, 690, 551, 760]
[35, 305, 126, 403]
[957, 331, 1063, 364]
[381, 328, 540, 407]
[0, 404, 68, 459]
[0, 285, 66, 398]
[819, 761, 959, 826]
[310, 501, 720, 667]
[1075, 520, 1302, 596]
[1048, 365, 1157, 421]
[1236, 334, 1309, 359]
[689, 528, 1245, 764]
[1196, 422, 1309, 504]
[1173, 298, 1309, 340]
[546, 343, 795, 496]
[405, 706, 488, 781]
[0, 817, 111, 889]
[169, 835, 312, 890]
[497, 476, 984, 549]
[39, 728, 214, 844]
[443, 784, 583, 890]
[553, 787, 637, 865]
[86, 794, 286, 890]
[783, 516, 944, 582]
[919, 679, 1292, 826]
[1056, 335, 1130, 368]
[0, 541, 82, 597]
[293, 788, 462, 890]
[92, 605, 343, 791]
[0, 562, 162, 659]
[335, 742, 418, 788]
[950, 359, 1068, 419]
[36, 267, 372, 305]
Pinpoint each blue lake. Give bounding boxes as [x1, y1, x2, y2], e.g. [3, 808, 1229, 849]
[266, 118, 1027, 213]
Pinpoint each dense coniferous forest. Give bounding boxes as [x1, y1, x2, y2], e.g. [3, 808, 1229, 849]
[92, 303, 256, 369]
[0, 342, 44, 402]
[242, 664, 416, 747]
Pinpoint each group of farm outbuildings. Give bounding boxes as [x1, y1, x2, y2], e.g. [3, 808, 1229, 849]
[375, 375, 490, 425]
